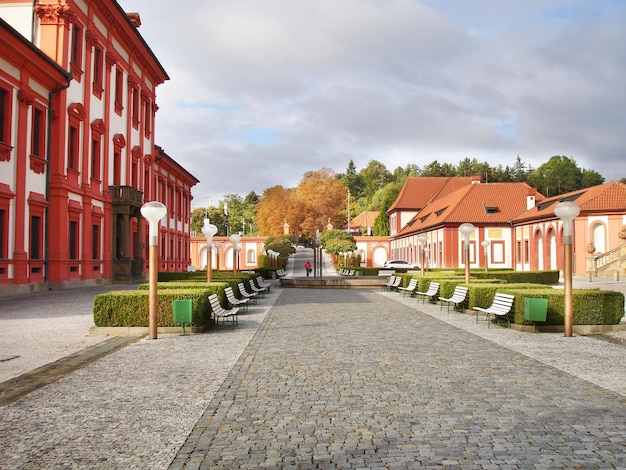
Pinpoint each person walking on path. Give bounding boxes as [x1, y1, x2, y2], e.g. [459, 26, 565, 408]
[304, 260, 312, 277]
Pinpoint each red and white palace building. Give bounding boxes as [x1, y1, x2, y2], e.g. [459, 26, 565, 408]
[0, 1, 197, 295]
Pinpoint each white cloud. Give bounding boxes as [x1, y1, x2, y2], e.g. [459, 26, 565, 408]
[118, 0, 626, 202]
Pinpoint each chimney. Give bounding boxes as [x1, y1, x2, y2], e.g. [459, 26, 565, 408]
[526, 188, 536, 210]
[127, 12, 141, 28]
[471, 175, 481, 184]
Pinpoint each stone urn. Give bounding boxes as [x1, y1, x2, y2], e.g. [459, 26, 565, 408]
[586, 242, 596, 254]
[619, 225, 626, 240]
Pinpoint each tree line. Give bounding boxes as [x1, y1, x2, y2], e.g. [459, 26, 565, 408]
[191, 155, 618, 240]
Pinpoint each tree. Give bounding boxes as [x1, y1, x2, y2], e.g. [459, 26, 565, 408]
[459, 158, 492, 181]
[511, 155, 530, 182]
[391, 164, 419, 182]
[359, 160, 393, 207]
[293, 168, 347, 237]
[190, 206, 227, 235]
[319, 229, 357, 255]
[421, 160, 456, 177]
[340, 160, 364, 201]
[256, 186, 293, 235]
[264, 235, 296, 258]
[581, 168, 605, 189]
[531, 156, 583, 197]
[372, 181, 404, 236]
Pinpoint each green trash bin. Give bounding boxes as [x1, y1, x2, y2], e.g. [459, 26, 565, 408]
[172, 299, 193, 335]
[523, 297, 548, 331]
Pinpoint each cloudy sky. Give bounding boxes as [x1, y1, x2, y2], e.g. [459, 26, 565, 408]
[117, 0, 625, 206]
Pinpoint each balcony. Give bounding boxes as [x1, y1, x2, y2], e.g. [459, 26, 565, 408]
[109, 186, 143, 207]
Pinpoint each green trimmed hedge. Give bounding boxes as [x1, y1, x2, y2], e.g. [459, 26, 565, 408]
[471, 270, 560, 284]
[441, 283, 624, 326]
[93, 288, 215, 328]
[93, 272, 262, 328]
[391, 270, 624, 326]
[503, 288, 625, 326]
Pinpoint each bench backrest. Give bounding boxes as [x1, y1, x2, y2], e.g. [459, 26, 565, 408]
[451, 286, 468, 299]
[490, 293, 515, 312]
[426, 282, 440, 294]
[209, 294, 225, 313]
[406, 279, 418, 289]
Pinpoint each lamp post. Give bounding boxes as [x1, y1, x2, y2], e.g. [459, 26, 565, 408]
[223, 202, 229, 236]
[417, 234, 427, 277]
[201, 218, 218, 282]
[459, 223, 475, 284]
[214, 242, 222, 271]
[481, 240, 490, 272]
[230, 233, 241, 275]
[555, 201, 580, 337]
[141, 201, 167, 340]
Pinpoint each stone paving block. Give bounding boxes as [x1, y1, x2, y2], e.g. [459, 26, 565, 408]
[1, 284, 626, 468]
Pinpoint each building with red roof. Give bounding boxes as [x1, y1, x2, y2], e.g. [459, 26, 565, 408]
[386, 177, 626, 277]
[0, 2, 198, 295]
[511, 181, 626, 276]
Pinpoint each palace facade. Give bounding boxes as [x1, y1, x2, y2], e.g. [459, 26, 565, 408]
[0, 1, 197, 295]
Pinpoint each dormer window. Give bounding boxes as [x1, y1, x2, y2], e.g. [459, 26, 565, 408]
[482, 202, 499, 214]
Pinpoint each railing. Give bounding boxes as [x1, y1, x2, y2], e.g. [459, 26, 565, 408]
[594, 243, 626, 272]
[109, 186, 143, 206]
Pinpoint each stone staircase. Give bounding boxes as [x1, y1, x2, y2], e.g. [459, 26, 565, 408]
[589, 243, 626, 280]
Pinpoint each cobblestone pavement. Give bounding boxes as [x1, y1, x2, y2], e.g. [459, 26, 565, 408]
[1, 262, 625, 468]
[169, 288, 626, 469]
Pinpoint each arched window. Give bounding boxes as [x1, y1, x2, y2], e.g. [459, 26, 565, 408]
[246, 248, 256, 264]
[591, 223, 606, 253]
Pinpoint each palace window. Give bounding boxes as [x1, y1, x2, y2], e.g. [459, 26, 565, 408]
[92, 224, 100, 259]
[131, 85, 140, 128]
[69, 220, 79, 260]
[143, 97, 152, 136]
[31, 107, 45, 158]
[30, 215, 42, 260]
[113, 150, 121, 186]
[0, 209, 5, 259]
[70, 23, 84, 81]
[92, 45, 104, 98]
[68, 125, 79, 170]
[91, 138, 101, 179]
[0, 87, 7, 143]
[114, 67, 123, 114]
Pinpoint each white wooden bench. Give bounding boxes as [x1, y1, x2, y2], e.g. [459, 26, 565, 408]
[209, 294, 239, 327]
[276, 268, 287, 277]
[414, 282, 440, 303]
[439, 286, 468, 312]
[473, 293, 515, 328]
[247, 279, 266, 298]
[237, 282, 258, 303]
[224, 286, 249, 312]
[398, 278, 419, 296]
[382, 276, 401, 291]
[255, 276, 272, 293]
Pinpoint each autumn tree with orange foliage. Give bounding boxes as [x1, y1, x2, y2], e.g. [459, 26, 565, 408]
[255, 185, 293, 236]
[256, 168, 348, 238]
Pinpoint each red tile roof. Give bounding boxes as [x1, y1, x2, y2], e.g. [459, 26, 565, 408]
[387, 176, 477, 213]
[398, 182, 541, 236]
[349, 211, 379, 228]
[513, 180, 626, 224]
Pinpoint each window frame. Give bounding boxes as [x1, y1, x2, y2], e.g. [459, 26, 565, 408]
[31, 105, 45, 158]
[70, 22, 84, 82]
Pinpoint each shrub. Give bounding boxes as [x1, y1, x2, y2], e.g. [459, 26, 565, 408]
[93, 288, 215, 328]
